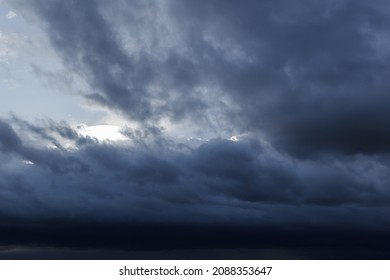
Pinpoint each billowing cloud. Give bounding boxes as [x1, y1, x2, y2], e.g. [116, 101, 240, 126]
[3, 0, 390, 258]
[1, 118, 390, 258]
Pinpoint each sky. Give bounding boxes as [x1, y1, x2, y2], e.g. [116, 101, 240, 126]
[1, 0, 390, 259]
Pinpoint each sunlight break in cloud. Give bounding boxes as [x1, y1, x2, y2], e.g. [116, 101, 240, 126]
[76, 124, 127, 142]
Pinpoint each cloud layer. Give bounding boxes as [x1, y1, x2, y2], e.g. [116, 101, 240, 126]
[1, 118, 390, 257]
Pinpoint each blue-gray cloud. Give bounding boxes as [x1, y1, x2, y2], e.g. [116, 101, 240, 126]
[4, 0, 390, 258]
[14, 0, 390, 156]
[1, 118, 390, 258]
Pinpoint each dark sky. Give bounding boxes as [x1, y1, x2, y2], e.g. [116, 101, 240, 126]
[1, 0, 390, 259]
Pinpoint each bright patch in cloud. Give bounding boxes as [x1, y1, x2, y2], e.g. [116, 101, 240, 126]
[77, 124, 127, 142]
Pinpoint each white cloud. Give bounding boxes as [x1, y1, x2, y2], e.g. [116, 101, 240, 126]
[229, 135, 239, 142]
[5, 11, 17, 19]
[22, 160, 34, 165]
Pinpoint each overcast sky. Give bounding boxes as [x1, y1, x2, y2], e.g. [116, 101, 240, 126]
[1, 0, 390, 259]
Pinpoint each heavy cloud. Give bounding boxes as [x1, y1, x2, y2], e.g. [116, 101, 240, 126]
[3, 0, 390, 258]
[1, 118, 390, 258]
[13, 0, 390, 156]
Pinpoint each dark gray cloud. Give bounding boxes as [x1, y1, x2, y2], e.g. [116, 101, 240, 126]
[167, 0, 390, 156]
[5, 0, 390, 258]
[1, 118, 390, 257]
[0, 120, 22, 152]
[15, 0, 219, 127]
[14, 0, 390, 156]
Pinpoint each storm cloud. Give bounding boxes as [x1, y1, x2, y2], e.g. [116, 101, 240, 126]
[1, 118, 390, 258]
[2, 0, 390, 258]
[14, 0, 390, 155]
